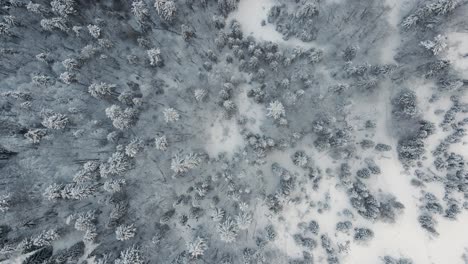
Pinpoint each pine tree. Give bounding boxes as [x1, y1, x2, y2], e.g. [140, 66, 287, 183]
[187, 237, 207, 258]
[266, 100, 285, 120]
[115, 245, 144, 264]
[115, 224, 136, 241]
[217, 217, 238, 243]
[88, 82, 116, 98]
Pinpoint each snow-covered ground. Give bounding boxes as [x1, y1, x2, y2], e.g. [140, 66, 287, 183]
[446, 32, 468, 78]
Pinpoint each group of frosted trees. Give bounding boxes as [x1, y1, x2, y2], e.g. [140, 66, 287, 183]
[3, 0, 468, 262]
[401, 0, 464, 29]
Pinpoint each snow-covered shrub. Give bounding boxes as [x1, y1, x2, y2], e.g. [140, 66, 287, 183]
[213, 15, 225, 29]
[181, 24, 195, 41]
[163, 107, 180, 123]
[25, 129, 47, 143]
[43, 183, 64, 201]
[382, 256, 414, 264]
[348, 180, 381, 220]
[22, 246, 53, 263]
[60, 184, 95, 200]
[132, 0, 150, 24]
[98, 38, 113, 49]
[73, 161, 100, 182]
[62, 58, 80, 71]
[71, 25, 83, 36]
[107, 202, 128, 228]
[147, 48, 164, 67]
[137, 37, 151, 48]
[320, 234, 339, 263]
[343, 46, 358, 61]
[375, 143, 392, 152]
[32, 75, 52, 86]
[107, 131, 121, 143]
[418, 214, 437, 234]
[353, 227, 374, 242]
[154, 135, 168, 150]
[32, 229, 60, 247]
[87, 24, 101, 38]
[265, 225, 276, 241]
[160, 209, 176, 224]
[194, 89, 207, 102]
[3, 15, 18, 27]
[218, 0, 237, 16]
[356, 168, 371, 179]
[51, 0, 76, 17]
[99, 148, 135, 177]
[41, 112, 69, 129]
[59, 71, 76, 84]
[103, 179, 126, 193]
[336, 221, 353, 233]
[115, 245, 144, 264]
[420, 35, 447, 55]
[222, 100, 236, 116]
[215, 31, 227, 48]
[401, 14, 419, 29]
[296, 3, 319, 19]
[308, 48, 323, 63]
[235, 212, 252, 230]
[154, 0, 177, 22]
[292, 151, 309, 167]
[210, 207, 225, 222]
[293, 234, 317, 249]
[401, 0, 463, 29]
[0, 22, 11, 36]
[397, 137, 425, 164]
[74, 210, 96, 233]
[40, 17, 68, 32]
[238, 202, 248, 212]
[27, 2, 45, 14]
[35, 52, 51, 63]
[391, 89, 418, 119]
[116, 224, 136, 241]
[308, 220, 319, 235]
[360, 139, 375, 149]
[0, 193, 11, 213]
[378, 196, 404, 223]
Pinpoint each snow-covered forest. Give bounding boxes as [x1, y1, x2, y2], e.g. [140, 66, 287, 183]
[1, 0, 468, 263]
